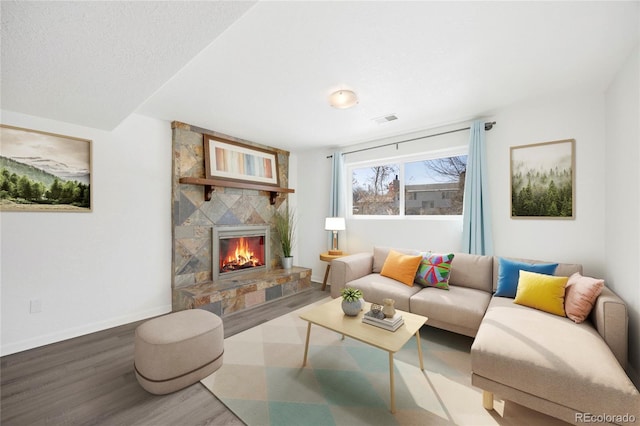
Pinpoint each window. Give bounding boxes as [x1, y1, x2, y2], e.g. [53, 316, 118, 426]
[349, 150, 467, 217]
[351, 164, 400, 215]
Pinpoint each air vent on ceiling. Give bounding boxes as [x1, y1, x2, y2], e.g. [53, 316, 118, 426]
[372, 114, 399, 125]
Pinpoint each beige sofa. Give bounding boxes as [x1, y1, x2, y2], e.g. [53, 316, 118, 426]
[330, 246, 640, 425]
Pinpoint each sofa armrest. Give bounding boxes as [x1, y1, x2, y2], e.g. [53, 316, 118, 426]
[329, 253, 374, 298]
[590, 286, 628, 369]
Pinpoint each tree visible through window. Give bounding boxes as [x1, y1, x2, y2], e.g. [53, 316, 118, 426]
[350, 154, 467, 217]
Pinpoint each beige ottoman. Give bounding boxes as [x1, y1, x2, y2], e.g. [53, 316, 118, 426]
[134, 309, 224, 395]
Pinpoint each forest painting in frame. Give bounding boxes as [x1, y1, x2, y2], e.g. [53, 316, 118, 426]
[0, 125, 92, 212]
[510, 139, 575, 219]
[203, 134, 279, 187]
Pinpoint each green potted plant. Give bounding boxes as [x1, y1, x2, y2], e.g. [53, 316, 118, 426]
[340, 287, 363, 316]
[274, 206, 296, 269]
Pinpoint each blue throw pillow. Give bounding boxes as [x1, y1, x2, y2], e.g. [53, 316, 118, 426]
[495, 258, 558, 298]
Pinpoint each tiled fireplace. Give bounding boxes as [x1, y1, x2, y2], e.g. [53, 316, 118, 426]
[171, 122, 311, 316]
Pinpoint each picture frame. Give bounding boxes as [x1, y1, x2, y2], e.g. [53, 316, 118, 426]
[203, 134, 279, 187]
[0, 124, 92, 212]
[510, 139, 575, 219]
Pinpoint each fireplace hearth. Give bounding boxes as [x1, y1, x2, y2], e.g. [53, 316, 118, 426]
[213, 225, 270, 280]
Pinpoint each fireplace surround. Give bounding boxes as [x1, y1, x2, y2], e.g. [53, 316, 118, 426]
[171, 122, 311, 316]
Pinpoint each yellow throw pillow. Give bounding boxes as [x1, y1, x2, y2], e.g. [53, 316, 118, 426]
[380, 250, 423, 286]
[514, 270, 568, 317]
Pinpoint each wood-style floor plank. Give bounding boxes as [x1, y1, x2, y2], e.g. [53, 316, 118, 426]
[1, 283, 329, 425]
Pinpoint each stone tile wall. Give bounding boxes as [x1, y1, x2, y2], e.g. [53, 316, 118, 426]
[171, 122, 306, 313]
[173, 267, 312, 316]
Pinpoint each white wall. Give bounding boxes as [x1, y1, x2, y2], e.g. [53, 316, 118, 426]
[297, 91, 608, 283]
[487, 92, 607, 277]
[295, 148, 333, 283]
[0, 111, 172, 356]
[605, 45, 640, 382]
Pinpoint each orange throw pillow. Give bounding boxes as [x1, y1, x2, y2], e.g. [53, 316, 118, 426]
[380, 250, 423, 286]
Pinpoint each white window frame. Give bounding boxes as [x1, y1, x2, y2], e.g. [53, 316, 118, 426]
[346, 146, 468, 220]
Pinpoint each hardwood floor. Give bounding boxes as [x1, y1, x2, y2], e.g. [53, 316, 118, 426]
[1, 284, 329, 425]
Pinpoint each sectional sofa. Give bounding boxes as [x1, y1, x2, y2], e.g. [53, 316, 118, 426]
[329, 246, 639, 425]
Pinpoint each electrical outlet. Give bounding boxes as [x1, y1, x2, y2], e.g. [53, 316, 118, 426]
[30, 299, 42, 314]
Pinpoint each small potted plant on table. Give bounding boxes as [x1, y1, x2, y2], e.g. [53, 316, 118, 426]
[340, 287, 363, 316]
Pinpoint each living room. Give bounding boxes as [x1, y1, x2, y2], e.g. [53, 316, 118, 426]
[1, 1, 639, 425]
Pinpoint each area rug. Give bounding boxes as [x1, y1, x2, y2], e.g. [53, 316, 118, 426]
[201, 298, 567, 426]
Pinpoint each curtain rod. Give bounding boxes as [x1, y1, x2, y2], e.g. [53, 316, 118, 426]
[326, 121, 496, 158]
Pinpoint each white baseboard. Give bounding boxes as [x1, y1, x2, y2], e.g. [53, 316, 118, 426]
[0, 304, 172, 357]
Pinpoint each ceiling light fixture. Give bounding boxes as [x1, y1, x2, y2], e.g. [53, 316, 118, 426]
[328, 90, 358, 109]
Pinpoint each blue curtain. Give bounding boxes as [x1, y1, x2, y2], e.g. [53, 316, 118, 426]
[329, 152, 344, 217]
[462, 121, 493, 255]
[328, 151, 345, 248]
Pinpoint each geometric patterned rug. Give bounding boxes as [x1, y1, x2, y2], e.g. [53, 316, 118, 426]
[201, 297, 568, 426]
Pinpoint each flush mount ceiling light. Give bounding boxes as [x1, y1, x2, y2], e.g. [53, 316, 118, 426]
[328, 90, 358, 109]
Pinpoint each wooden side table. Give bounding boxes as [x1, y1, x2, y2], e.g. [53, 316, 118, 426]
[319, 252, 348, 291]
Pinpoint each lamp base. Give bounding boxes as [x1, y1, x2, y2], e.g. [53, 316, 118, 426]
[328, 250, 343, 256]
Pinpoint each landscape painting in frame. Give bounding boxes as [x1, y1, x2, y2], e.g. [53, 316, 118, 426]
[204, 134, 279, 186]
[0, 125, 92, 212]
[510, 139, 575, 219]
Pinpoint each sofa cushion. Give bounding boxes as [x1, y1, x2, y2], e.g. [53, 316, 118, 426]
[372, 246, 419, 273]
[414, 252, 455, 289]
[513, 271, 568, 317]
[347, 273, 420, 311]
[410, 286, 491, 336]
[380, 250, 422, 286]
[491, 257, 582, 292]
[471, 297, 640, 418]
[448, 253, 493, 293]
[495, 258, 558, 298]
[564, 272, 604, 324]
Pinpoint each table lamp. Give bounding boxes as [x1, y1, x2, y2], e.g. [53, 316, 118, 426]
[325, 217, 346, 255]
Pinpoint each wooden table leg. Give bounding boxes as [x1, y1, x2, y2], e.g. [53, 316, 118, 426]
[302, 323, 311, 366]
[389, 352, 396, 413]
[321, 264, 331, 291]
[415, 328, 424, 371]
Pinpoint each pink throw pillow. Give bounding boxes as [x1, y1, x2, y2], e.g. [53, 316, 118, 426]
[564, 272, 604, 323]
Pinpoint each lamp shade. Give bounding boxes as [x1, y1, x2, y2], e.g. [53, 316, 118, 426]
[325, 217, 346, 231]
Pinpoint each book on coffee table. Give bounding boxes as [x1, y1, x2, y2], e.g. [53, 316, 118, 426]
[362, 311, 404, 331]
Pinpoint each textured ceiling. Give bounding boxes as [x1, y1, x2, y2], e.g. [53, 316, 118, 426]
[2, 1, 639, 152]
[0, 1, 256, 129]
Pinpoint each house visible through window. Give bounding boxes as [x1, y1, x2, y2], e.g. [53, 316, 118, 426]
[349, 150, 468, 217]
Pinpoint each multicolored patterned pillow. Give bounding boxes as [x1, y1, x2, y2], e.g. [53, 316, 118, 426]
[414, 252, 455, 289]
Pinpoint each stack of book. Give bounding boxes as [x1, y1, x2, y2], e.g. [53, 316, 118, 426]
[362, 311, 404, 331]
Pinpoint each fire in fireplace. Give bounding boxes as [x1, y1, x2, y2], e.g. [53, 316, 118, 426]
[219, 236, 265, 273]
[212, 225, 270, 280]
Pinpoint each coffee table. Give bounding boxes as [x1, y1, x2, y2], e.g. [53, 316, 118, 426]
[299, 298, 427, 413]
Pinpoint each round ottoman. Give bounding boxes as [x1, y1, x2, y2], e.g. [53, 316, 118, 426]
[134, 309, 224, 395]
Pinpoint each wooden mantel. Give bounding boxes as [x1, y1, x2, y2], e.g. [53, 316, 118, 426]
[179, 177, 294, 205]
